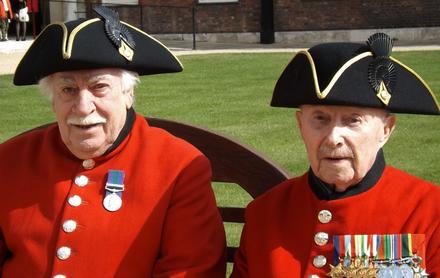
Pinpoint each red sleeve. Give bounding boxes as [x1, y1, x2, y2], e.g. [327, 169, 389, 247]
[153, 155, 226, 278]
[426, 220, 440, 276]
[0, 232, 8, 275]
[230, 223, 249, 278]
[6, 0, 13, 18]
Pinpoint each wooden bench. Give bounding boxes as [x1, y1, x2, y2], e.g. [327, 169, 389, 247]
[146, 117, 291, 262]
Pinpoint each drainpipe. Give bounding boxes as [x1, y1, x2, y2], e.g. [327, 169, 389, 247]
[260, 0, 274, 44]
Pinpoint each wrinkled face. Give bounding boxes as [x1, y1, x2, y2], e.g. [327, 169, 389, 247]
[50, 68, 134, 159]
[296, 105, 396, 191]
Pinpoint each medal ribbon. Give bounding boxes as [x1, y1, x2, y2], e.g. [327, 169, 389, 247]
[333, 233, 423, 268]
[105, 170, 125, 198]
[401, 234, 412, 258]
[395, 234, 401, 259]
[379, 234, 385, 260]
[344, 235, 352, 266]
[333, 236, 341, 266]
[372, 234, 378, 259]
[354, 234, 361, 258]
[384, 234, 391, 260]
[364, 235, 371, 258]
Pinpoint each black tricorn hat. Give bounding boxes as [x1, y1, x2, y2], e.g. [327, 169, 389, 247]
[271, 33, 440, 115]
[14, 6, 183, 85]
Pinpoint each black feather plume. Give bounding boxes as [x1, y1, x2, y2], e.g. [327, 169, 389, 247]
[93, 6, 135, 50]
[366, 33, 393, 58]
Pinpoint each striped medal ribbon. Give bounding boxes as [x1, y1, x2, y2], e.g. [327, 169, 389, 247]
[103, 169, 125, 212]
[329, 234, 428, 278]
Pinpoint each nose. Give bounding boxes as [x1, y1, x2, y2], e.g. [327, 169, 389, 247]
[325, 125, 345, 147]
[73, 90, 95, 115]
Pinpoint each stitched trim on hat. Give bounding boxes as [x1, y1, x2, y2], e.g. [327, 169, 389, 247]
[121, 21, 184, 70]
[299, 51, 372, 99]
[63, 18, 101, 59]
[390, 57, 440, 111]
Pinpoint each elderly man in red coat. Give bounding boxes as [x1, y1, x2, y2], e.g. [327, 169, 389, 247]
[232, 33, 440, 277]
[0, 6, 226, 278]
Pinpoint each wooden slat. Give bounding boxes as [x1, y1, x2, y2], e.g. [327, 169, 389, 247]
[219, 207, 245, 223]
[227, 246, 238, 263]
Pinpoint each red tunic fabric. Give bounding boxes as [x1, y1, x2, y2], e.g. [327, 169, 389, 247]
[232, 168, 440, 277]
[26, 0, 37, 13]
[0, 114, 226, 277]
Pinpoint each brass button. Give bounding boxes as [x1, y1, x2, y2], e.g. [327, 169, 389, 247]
[74, 175, 88, 187]
[62, 220, 77, 233]
[57, 246, 71, 260]
[313, 255, 327, 268]
[314, 232, 329, 246]
[318, 210, 332, 224]
[82, 159, 95, 170]
[68, 195, 82, 207]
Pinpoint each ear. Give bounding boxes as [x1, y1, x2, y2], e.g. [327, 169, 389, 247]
[379, 114, 396, 147]
[124, 88, 134, 109]
[295, 110, 303, 130]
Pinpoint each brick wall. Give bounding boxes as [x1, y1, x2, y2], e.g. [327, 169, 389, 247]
[113, 0, 440, 34]
[275, 0, 440, 31]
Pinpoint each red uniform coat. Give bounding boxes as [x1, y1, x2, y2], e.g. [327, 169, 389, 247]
[0, 114, 226, 277]
[232, 167, 440, 277]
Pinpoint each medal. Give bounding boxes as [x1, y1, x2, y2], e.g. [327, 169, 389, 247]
[103, 193, 123, 212]
[400, 264, 414, 278]
[328, 234, 428, 278]
[103, 170, 125, 212]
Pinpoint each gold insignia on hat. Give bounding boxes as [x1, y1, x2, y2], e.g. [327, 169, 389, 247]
[377, 80, 391, 105]
[119, 40, 134, 61]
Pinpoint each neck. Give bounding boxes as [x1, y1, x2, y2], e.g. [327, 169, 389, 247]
[308, 149, 386, 200]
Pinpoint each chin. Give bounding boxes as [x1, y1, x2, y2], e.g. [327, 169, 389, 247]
[72, 148, 105, 160]
[69, 141, 106, 159]
[333, 181, 355, 192]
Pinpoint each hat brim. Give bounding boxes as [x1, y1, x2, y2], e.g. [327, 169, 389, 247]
[271, 50, 440, 115]
[14, 19, 183, 85]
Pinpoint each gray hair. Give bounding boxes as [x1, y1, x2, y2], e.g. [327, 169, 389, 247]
[38, 69, 140, 101]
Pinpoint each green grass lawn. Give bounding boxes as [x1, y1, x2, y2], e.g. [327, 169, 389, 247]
[1, 51, 439, 273]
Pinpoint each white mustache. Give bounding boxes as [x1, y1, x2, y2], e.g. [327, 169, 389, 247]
[67, 114, 107, 126]
[318, 146, 353, 159]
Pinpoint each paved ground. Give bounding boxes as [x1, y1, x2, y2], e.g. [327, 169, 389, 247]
[1, 37, 440, 75]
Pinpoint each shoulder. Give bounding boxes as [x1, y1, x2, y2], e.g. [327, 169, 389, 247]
[0, 123, 58, 157]
[381, 166, 440, 206]
[143, 117, 204, 156]
[382, 166, 439, 192]
[132, 115, 207, 166]
[246, 173, 308, 213]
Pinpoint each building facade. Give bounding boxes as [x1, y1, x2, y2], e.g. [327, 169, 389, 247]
[36, 0, 440, 44]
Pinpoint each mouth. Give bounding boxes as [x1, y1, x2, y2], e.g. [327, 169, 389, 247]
[72, 123, 103, 130]
[323, 156, 352, 164]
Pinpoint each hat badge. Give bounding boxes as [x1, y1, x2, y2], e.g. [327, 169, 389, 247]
[366, 33, 396, 106]
[93, 6, 136, 61]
